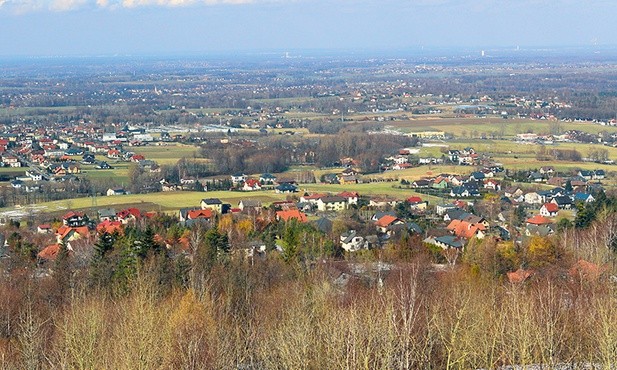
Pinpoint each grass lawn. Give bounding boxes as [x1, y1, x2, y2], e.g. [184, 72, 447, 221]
[1, 190, 290, 215]
[132, 144, 201, 165]
[387, 117, 617, 138]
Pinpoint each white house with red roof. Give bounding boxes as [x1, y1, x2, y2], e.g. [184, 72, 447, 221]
[242, 179, 262, 191]
[540, 203, 559, 217]
[338, 191, 359, 205]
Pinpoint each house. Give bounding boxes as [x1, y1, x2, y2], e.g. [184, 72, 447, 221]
[106, 188, 127, 196]
[450, 186, 472, 198]
[525, 224, 555, 237]
[574, 193, 595, 203]
[2, 156, 21, 167]
[65, 147, 84, 156]
[448, 150, 460, 163]
[495, 225, 511, 240]
[338, 191, 359, 205]
[412, 179, 431, 188]
[130, 154, 146, 163]
[504, 187, 524, 198]
[242, 179, 262, 191]
[243, 240, 267, 259]
[340, 230, 368, 252]
[447, 219, 486, 239]
[107, 149, 121, 159]
[430, 235, 465, 249]
[26, 171, 42, 182]
[371, 211, 397, 222]
[179, 207, 200, 222]
[407, 222, 424, 235]
[38, 243, 72, 262]
[539, 166, 555, 175]
[483, 179, 501, 191]
[540, 203, 559, 217]
[116, 208, 141, 224]
[593, 170, 606, 180]
[436, 203, 457, 216]
[313, 217, 333, 234]
[275, 183, 298, 194]
[524, 192, 543, 205]
[62, 211, 88, 227]
[276, 209, 308, 223]
[95, 161, 112, 170]
[317, 196, 348, 212]
[338, 174, 358, 185]
[407, 196, 428, 211]
[96, 220, 124, 235]
[392, 163, 413, 170]
[528, 172, 544, 182]
[238, 200, 262, 213]
[432, 177, 450, 189]
[230, 173, 247, 184]
[97, 208, 117, 222]
[37, 224, 53, 234]
[161, 182, 180, 192]
[551, 196, 573, 210]
[179, 178, 196, 186]
[56, 225, 90, 244]
[10, 180, 23, 189]
[469, 172, 485, 181]
[526, 214, 553, 226]
[375, 215, 405, 234]
[259, 173, 277, 184]
[444, 209, 471, 222]
[201, 198, 223, 213]
[185, 209, 213, 222]
[578, 170, 594, 181]
[369, 197, 399, 209]
[481, 168, 495, 178]
[300, 193, 328, 204]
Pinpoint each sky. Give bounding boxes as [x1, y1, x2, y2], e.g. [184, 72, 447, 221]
[0, 0, 616, 57]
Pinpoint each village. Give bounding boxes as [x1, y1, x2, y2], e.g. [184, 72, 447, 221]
[0, 122, 609, 284]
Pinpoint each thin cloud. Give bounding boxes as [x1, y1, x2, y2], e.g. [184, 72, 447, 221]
[0, 0, 267, 12]
[0, 0, 608, 13]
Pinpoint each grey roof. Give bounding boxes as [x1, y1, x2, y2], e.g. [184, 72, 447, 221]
[435, 235, 464, 249]
[239, 199, 262, 207]
[446, 209, 470, 221]
[97, 208, 116, 218]
[201, 198, 222, 205]
[526, 224, 554, 237]
[313, 217, 333, 234]
[320, 196, 346, 203]
[407, 222, 424, 234]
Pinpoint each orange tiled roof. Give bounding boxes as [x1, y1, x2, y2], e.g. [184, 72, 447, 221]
[507, 268, 534, 284]
[96, 220, 123, 234]
[38, 244, 61, 261]
[569, 259, 607, 280]
[375, 215, 399, 228]
[276, 210, 308, 223]
[542, 203, 559, 213]
[526, 214, 552, 225]
[187, 209, 213, 220]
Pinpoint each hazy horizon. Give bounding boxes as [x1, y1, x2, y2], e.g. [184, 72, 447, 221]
[0, 0, 616, 57]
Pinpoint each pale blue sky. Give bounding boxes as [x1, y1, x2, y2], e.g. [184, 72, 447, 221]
[0, 0, 616, 56]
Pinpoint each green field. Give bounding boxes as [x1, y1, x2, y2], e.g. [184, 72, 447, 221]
[388, 117, 617, 138]
[132, 144, 201, 165]
[1, 190, 290, 215]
